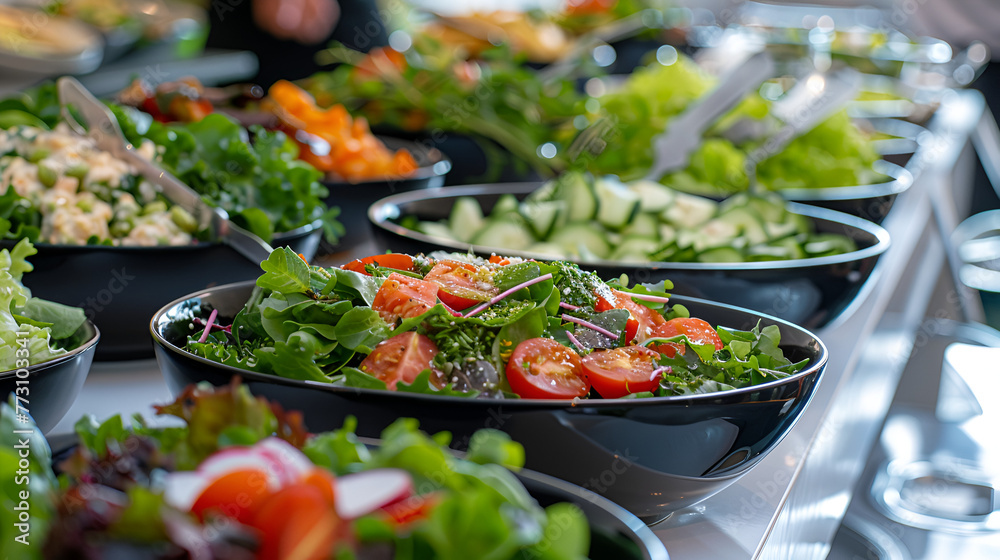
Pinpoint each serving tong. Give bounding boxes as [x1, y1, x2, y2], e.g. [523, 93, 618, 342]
[644, 50, 776, 182]
[56, 77, 273, 264]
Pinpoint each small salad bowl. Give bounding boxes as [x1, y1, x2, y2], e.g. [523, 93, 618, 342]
[151, 280, 827, 523]
[0, 320, 99, 434]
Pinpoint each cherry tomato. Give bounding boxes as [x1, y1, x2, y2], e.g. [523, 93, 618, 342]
[249, 481, 340, 560]
[594, 290, 665, 343]
[371, 272, 439, 324]
[506, 338, 589, 399]
[649, 318, 725, 358]
[189, 468, 271, 524]
[423, 260, 494, 311]
[342, 254, 415, 275]
[359, 332, 441, 390]
[582, 346, 662, 398]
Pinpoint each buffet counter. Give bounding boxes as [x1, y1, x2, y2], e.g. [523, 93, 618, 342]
[47, 88, 987, 558]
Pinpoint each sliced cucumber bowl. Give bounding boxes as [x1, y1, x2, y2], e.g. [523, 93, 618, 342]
[369, 182, 890, 329]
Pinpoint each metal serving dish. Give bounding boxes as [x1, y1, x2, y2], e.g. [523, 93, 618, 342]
[5, 221, 321, 361]
[0, 320, 99, 433]
[151, 282, 827, 523]
[320, 137, 451, 253]
[368, 183, 890, 330]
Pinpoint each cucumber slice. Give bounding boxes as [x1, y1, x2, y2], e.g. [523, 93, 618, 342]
[556, 172, 598, 221]
[449, 197, 485, 242]
[549, 223, 611, 259]
[611, 237, 660, 261]
[472, 219, 535, 250]
[526, 243, 568, 258]
[748, 237, 806, 260]
[658, 224, 677, 246]
[594, 177, 640, 231]
[490, 194, 521, 218]
[622, 213, 659, 239]
[747, 195, 787, 223]
[528, 179, 559, 203]
[803, 234, 857, 256]
[764, 221, 799, 240]
[520, 200, 566, 239]
[718, 207, 768, 245]
[418, 221, 458, 241]
[696, 247, 745, 263]
[628, 180, 676, 213]
[661, 191, 717, 229]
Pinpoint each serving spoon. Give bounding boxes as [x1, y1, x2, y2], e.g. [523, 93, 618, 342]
[56, 76, 273, 264]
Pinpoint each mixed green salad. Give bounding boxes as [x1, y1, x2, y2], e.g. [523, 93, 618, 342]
[1, 381, 599, 559]
[1, 239, 87, 371]
[177, 249, 808, 400]
[404, 172, 857, 263]
[0, 84, 342, 244]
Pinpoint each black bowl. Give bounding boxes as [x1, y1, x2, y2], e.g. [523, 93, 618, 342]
[320, 137, 451, 253]
[45, 436, 668, 560]
[151, 281, 828, 522]
[368, 183, 890, 330]
[5, 221, 321, 361]
[0, 320, 99, 434]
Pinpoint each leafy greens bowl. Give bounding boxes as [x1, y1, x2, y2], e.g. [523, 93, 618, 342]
[0, 320, 99, 434]
[151, 269, 828, 522]
[4, 222, 321, 361]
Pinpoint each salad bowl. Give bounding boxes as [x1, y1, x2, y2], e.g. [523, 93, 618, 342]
[320, 137, 451, 253]
[5, 221, 321, 361]
[0, 319, 99, 434]
[369, 183, 890, 330]
[151, 280, 827, 522]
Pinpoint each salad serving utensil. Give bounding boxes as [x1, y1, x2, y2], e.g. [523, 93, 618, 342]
[644, 50, 776, 182]
[55, 76, 273, 264]
[743, 66, 863, 189]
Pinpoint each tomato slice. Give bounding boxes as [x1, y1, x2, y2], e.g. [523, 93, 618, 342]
[371, 272, 439, 324]
[342, 254, 416, 276]
[423, 260, 495, 311]
[506, 338, 588, 399]
[649, 318, 725, 358]
[359, 332, 441, 390]
[189, 468, 271, 524]
[594, 290, 665, 343]
[249, 481, 340, 560]
[582, 346, 662, 398]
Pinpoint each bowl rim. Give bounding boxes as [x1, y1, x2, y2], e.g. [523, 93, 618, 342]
[367, 182, 891, 271]
[778, 158, 914, 202]
[0, 219, 323, 253]
[320, 136, 453, 185]
[0, 319, 100, 380]
[149, 279, 829, 409]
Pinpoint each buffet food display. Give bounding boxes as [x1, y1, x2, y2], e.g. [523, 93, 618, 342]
[0, 0, 994, 557]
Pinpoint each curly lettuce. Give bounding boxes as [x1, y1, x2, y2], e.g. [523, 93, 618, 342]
[0, 239, 86, 370]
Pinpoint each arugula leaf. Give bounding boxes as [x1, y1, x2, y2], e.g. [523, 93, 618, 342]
[257, 248, 312, 294]
[333, 307, 390, 353]
[465, 429, 525, 470]
[334, 366, 389, 390]
[253, 331, 330, 382]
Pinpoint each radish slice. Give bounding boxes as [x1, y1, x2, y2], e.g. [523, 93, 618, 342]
[163, 438, 309, 510]
[335, 469, 414, 520]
